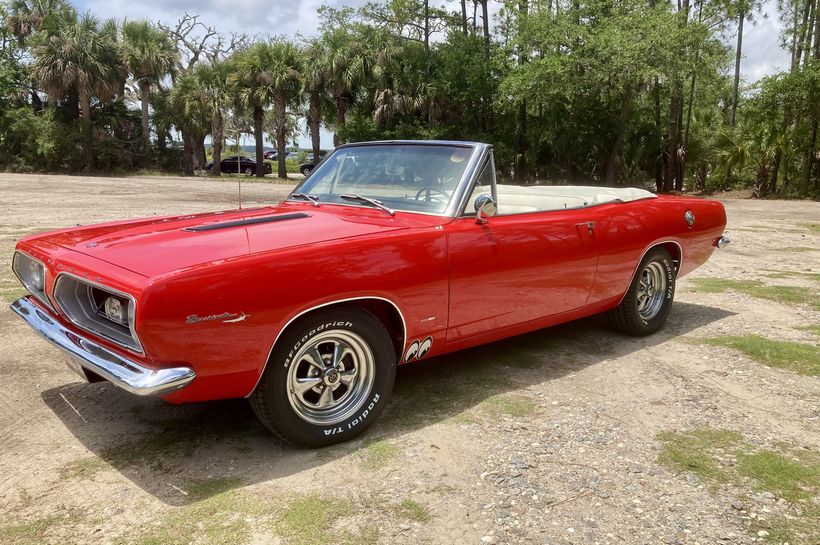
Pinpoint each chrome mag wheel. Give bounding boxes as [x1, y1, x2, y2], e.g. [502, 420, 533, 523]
[286, 330, 375, 426]
[637, 261, 668, 320]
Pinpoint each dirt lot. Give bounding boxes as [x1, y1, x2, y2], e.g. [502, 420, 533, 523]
[0, 173, 817, 545]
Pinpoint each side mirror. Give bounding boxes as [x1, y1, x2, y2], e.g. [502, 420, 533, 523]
[474, 194, 497, 224]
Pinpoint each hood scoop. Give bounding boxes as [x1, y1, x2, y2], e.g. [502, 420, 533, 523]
[184, 212, 310, 232]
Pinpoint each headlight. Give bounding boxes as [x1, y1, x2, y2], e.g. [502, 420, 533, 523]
[12, 251, 47, 300]
[102, 295, 129, 326]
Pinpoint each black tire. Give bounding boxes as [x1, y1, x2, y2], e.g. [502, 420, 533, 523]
[250, 307, 396, 447]
[608, 246, 676, 336]
[301, 166, 312, 176]
[244, 167, 253, 176]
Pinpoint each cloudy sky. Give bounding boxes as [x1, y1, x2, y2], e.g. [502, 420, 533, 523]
[72, 0, 791, 149]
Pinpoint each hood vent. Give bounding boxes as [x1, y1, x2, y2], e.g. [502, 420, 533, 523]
[184, 212, 310, 232]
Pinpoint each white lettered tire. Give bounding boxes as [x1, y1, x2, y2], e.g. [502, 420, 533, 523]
[250, 307, 396, 447]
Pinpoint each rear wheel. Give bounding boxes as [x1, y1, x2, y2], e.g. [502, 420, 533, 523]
[250, 307, 396, 447]
[608, 247, 676, 336]
[244, 167, 253, 176]
[301, 166, 312, 176]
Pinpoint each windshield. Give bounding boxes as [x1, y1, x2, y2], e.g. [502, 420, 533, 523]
[290, 144, 474, 214]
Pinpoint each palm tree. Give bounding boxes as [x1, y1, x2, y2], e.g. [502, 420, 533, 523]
[321, 28, 370, 147]
[231, 40, 301, 178]
[195, 61, 230, 176]
[168, 70, 211, 175]
[301, 39, 328, 164]
[121, 20, 178, 161]
[30, 12, 123, 168]
[5, 0, 74, 46]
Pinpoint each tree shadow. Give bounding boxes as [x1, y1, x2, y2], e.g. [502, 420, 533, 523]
[41, 302, 734, 506]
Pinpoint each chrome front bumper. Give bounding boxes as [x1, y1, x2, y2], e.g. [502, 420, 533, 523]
[10, 297, 195, 396]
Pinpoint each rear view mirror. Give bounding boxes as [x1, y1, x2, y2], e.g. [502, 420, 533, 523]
[474, 194, 497, 224]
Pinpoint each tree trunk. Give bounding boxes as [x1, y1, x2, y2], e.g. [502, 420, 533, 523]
[424, 0, 430, 52]
[481, 0, 490, 51]
[275, 94, 288, 179]
[805, 0, 817, 68]
[461, 0, 468, 34]
[793, 0, 813, 69]
[731, 9, 744, 127]
[605, 88, 631, 187]
[653, 77, 663, 192]
[309, 91, 322, 164]
[664, 84, 682, 192]
[80, 92, 93, 171]
[334, 95, 347, 147]
[139, 80, 151, 165]
[514, 0, 528, 183]
[211, 109, 223, 177]
[253, 105, 265, 178]
[182, 131, 194, 176]
[192, 136, 206, 171]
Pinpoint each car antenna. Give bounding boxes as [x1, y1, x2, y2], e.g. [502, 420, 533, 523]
[237, 130, 242, 209]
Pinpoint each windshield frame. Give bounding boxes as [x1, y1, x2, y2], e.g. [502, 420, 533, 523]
[287, 141, 490, 217]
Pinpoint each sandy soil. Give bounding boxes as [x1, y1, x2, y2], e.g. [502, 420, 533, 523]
[0, 173, 817, 545]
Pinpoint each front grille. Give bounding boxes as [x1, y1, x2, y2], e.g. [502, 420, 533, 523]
[53, 274, 143, 353]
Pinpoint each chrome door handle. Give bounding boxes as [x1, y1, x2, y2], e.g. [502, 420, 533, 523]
[575, 222, 595, 235]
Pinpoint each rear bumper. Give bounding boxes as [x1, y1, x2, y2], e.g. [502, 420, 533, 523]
[10, 297, 195, 396]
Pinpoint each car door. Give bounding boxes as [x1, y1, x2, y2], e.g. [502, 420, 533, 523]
[444, 157, 600, 343]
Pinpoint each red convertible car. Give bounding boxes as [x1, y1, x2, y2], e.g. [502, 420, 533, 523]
[11, 140, 728, 446]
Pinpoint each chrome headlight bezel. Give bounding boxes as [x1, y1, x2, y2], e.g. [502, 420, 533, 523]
[11, 250, 53, 310]
[53, 273, 144, 354]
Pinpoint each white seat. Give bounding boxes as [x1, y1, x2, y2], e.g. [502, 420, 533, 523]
[494, 184, 655, 214]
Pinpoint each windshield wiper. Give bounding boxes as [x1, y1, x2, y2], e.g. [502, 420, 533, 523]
[290, 193, 320, 207]
[340, 194, 395, 216]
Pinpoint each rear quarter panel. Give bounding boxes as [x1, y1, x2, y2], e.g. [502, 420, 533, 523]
[589, 195, 727, 306]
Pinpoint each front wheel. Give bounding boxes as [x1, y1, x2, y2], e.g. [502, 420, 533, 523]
[244, 167, 253, 176]
[301, 166, 312, 176]
[608, 247, 676, 336]
[250, 307, 396, 447]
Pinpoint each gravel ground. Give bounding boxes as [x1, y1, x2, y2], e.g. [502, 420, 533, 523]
[0, 173, 817, 545]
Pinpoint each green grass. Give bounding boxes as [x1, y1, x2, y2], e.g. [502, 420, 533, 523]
[796, 324, 820, 337]
[657, 428, 743, 484]
[657, 429, 820, 545]
[764, 270, 820, 282]
[59, 456, 109, 480]
[0, 287, 27, 303]
[688, 277, 820, 310]
[738, 449, 820, 502]
[276, 495, 352, 545]
[361, 439, 398, 469]
[121, 485, 260, 545]
[391, 499, 431, 523]
[798, 222, 820, 234]
[778, 246, 817, 253]
[185, 477, 243, 501]
[700, 335, 819, 376]
[481, 394, 537, 418]
[0, 515, 63, 545]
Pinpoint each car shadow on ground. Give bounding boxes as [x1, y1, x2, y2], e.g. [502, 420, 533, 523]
[41, 302, 734, 506]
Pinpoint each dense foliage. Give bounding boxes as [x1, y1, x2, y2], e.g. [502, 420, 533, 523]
[1, 0, 819, 196]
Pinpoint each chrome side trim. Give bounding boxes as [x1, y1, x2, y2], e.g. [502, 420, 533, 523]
[11, 297, 195, 396]
[615, 240, 684, 306]
[53, 272, 144, 355]
[247, 296, 408, 396]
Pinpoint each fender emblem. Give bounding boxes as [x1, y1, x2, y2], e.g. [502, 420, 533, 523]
[186, 312, 250, 324]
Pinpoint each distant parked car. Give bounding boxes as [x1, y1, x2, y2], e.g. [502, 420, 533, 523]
[207, 156, 272, 175]
[297, 151, 330, 176]
[263, 150, 277, 160]
[298, 162, 315, 176]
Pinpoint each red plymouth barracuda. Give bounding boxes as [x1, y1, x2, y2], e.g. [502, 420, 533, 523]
[11, 140, 729, 446]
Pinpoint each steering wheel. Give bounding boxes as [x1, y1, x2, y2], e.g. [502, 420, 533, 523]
[414, 187, 449, 203]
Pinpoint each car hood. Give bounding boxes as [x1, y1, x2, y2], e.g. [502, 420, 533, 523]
[41, 204, 415, 277]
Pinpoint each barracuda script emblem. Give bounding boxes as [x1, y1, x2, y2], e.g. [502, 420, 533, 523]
[186, 312, 249, 324]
